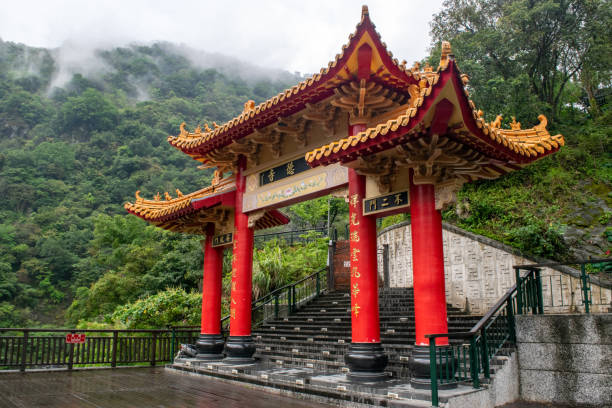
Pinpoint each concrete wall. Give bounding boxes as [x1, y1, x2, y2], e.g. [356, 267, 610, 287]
[515, 314, 612, 407]
[446, 353, 520, 408]
[377, 221, 611, 315]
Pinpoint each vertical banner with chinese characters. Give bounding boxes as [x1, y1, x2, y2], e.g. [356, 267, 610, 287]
[348, 168, 381, 343]
[229, 156, 254, 337]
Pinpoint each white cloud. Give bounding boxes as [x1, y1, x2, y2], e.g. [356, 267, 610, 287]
[0, 0, 445, 74]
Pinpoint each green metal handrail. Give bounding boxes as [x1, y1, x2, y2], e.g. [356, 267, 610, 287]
[425, 258, 611, 406]
[425, 267, 540, 406]
[220, 267, 328, 335]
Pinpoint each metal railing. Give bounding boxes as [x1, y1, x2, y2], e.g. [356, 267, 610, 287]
[221, 267, 328, 333]
[0, 327, 199, 372]
[1, 266, 331, 372]
[425, 258, 611, 406]
[253, 228, 330, 246]
[514, 259, 611, 314]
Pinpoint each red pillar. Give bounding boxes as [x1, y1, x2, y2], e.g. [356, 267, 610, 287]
[225, 155, 256, 362]
[344, 123, 387, 380]
[195, 223, 225, 359]
[409, 179, 449, 346]
[201, 224, 223, 335]
[347, 168, 380, 343]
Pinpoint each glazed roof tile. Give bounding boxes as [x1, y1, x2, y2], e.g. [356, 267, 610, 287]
[305, 58, 564, 166]
[124, 177, 236, 223]
[124, 177, 289, 234]
[167, 6, 417, 161]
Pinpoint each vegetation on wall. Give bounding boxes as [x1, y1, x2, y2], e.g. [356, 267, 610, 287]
[427, 0, 611, 261]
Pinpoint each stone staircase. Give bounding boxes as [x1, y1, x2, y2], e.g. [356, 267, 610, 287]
[171, 287, 519, 407]
[253, 287, 483, 379]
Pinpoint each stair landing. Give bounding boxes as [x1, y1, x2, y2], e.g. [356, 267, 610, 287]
[170, 289, 503, 407]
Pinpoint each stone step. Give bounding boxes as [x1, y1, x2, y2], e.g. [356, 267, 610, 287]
[255, 348, 416, 365]
[253, 352, 416, 380]
[247, 289, 499, 382]
[256, 325, 476, 334]
[261, 319, 478, 327]
[254, 340, 414, 354]
[254, 337, 415, 349]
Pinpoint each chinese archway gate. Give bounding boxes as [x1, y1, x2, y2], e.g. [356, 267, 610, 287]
[125, 6, 564, 380]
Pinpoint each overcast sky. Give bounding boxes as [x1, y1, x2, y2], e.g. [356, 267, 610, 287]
[0, 0, 446, 75]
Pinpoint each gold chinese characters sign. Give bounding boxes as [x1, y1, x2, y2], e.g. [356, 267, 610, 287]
[362, 190, 409, 216]
[242, 163, 348, 212]
[258, 157, 310, 186]
[212, 232, 233, 247]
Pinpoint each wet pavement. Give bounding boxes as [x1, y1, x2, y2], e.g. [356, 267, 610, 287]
[0, 367, 334, 408]
[171, 358, 478, 407]
[499, 402, 596, 408]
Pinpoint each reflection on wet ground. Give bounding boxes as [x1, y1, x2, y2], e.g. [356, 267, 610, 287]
[0, 366, 333, 408]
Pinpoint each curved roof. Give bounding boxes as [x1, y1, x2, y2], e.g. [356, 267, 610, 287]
[166, 6, 418, 164]
[124, 178, 289, 234]
[124, 178, 236, 223]
[305, 57, 564, 167]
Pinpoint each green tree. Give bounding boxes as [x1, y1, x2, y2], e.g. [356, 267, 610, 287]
[110, 288, 201, 329]
[289, 196, 347, 229]
[57, 88, 119, 135]
[430, 0, 611, 120]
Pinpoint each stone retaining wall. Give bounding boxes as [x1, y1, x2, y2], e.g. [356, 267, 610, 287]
[515, 314, 612, 407]
[377, 221, 611, 314]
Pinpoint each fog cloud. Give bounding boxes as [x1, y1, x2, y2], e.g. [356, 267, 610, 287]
[0, 0, 445, 74]
[48, 42, 112, 89]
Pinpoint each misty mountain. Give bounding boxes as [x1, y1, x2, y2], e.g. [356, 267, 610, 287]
[0, 38, 303, 100]
[0, 39, 300, 327]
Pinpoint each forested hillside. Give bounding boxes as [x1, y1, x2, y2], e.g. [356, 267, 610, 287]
[428, 0, 611, 261]
[0, 40, 306, 327]
[0, 0, 610, 329]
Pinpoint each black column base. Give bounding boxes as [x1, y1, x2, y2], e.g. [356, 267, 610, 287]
[195, 334, 225, 360]
[224, 335, 256, 364]
[408, 345, 457, 389]
[345, 342, 388, 382]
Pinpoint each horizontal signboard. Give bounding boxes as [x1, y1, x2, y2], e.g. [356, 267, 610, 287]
[259, 157, 310, 186]
[243, 163, 348, 212]
[363, 190, 410, 215]
[212, 232, 233, 247]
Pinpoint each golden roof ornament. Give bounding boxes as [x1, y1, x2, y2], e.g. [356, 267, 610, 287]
[534, 114, 548, 131]
[461, 74, 469, 85]
[135, 190, 143, 203]
[176, 189, 184, 197]
[490, 115, 502, 129]
[243, 100, 255, 114]
[407, 84, 420, 102]
[164, 192, 172, 201]
[361, 4, 369, 19]
[212, 169, 223, 186]
[510, 117, 521, 130]
[179, 122, 187, 137]
[154, 192, 161, 201]
[204, 123, 212, 132]
[439, 41, 452, 69]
